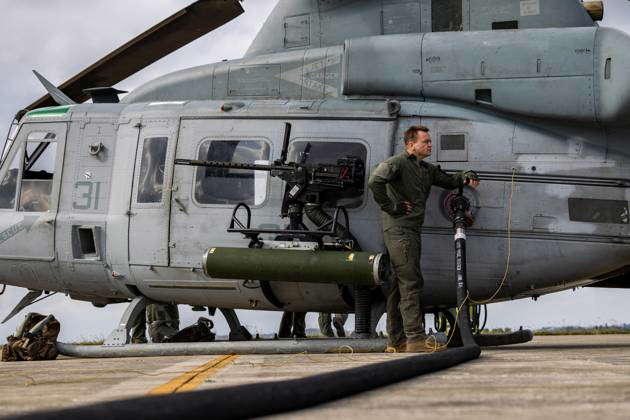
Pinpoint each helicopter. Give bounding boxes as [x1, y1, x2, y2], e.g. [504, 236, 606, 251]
[0, 0, 628, 344]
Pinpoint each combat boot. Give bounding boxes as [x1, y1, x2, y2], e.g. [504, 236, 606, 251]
[384, 342, 406, 353]
[333, 319, 346, 338]
[405, 335, 446, 353]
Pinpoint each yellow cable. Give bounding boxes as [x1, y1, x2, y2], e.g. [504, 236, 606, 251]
[470, 168, 516, 305]
[442, 291, 471, 349]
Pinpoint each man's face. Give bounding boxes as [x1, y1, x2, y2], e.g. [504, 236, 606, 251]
[407, 131, 432, 160]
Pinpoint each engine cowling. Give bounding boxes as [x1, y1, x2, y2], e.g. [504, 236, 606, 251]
[342, 27, 630, 126]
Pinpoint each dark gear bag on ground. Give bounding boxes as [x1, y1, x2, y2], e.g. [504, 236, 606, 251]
[164, 317, 216, 343]
[1, 313, 60, 362]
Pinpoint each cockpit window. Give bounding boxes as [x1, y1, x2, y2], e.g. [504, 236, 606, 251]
[19, 134, 57, 212]
[194, 139, 270, 206]
[137, 137, 168, 203]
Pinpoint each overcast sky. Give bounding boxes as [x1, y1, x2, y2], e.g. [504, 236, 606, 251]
[1, 0, 630, 343]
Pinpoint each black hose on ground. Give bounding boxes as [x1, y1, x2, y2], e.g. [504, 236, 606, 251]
[16, 346, 480, 420]
[475, 329, 533, 347]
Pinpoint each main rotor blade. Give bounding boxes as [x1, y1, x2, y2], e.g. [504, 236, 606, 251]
[25, 0, 244, 111]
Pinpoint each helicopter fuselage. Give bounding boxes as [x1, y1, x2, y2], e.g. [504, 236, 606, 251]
[0, 95, 628, 313]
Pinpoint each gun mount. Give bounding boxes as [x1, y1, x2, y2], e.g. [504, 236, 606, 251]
[175, 123, 366, 247]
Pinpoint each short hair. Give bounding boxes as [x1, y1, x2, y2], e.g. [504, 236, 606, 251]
[404, 125, 430, 146]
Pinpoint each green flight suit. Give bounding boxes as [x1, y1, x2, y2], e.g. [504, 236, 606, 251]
[278, 311, 306, 338]
[131, 303, 180, 343]
[318, 313, 349, 337]
[368, 151, 461, 345]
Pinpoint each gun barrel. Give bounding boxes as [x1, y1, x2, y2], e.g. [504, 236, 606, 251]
[174, 158, 286, 172]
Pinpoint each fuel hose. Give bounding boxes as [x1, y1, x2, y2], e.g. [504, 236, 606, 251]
[16, 345, 480, 420]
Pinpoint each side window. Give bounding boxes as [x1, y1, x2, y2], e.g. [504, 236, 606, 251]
[137, 137, 168, 203]
[194, 139, 271, 206]
[432, 0, 463, 32]
[19, 132, 57, 212]
[0, 145, 22, 209]
[287, 141, 367, 209]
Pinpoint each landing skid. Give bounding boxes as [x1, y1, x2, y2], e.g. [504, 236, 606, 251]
[104, 296, 151, 346]
[218, 308, 252, 341]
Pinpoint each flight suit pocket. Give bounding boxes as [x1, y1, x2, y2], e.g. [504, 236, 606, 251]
[386, 228, 409, 269]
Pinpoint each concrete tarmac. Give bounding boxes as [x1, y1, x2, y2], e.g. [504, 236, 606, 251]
[1, 335, 629, 419]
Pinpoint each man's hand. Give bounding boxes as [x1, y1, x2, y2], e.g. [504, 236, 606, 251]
[392, 200, 414, 215]
[463, 171, 480, 189]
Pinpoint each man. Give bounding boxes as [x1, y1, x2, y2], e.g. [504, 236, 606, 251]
[318, 313, 348, 337]
[131, 303, 180, 343]
[278, 311, 306, 338]
[368, 126, 479, 353]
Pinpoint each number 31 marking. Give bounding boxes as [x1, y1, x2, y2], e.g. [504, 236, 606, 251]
[73, 181, 102, 210]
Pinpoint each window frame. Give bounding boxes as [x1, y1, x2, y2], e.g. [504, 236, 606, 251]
[131, 135, 176, 209]
[0, 124, 66, 214]
[286, 137, 370, 212]
[191, 136, 273, 209]
[18, 139, 57, 213]
[135, 136, 170, 205]
[0, 142, 24, 212]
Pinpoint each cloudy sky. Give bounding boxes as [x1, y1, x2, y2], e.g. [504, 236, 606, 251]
[1, 0, 630, 342]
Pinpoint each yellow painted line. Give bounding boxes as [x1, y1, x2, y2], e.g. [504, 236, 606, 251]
[149, 354, 238, 395]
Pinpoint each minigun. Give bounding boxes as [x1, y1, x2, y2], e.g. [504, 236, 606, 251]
[174, 123, 365, 239]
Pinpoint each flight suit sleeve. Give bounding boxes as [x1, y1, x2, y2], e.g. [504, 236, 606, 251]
[430, 164, 463, 190]
[368, 160, 401, 215]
